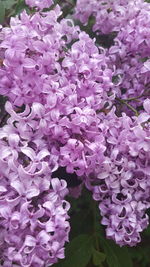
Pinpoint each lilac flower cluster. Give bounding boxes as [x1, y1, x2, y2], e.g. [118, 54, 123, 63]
[86, 100, 150, 246]
[75, 0, 149, 34]
[107, 0, 150, 111]
[0, 0, 150, 264]
[0, 3, 114, 265]
[75, 0, 150, 111]
[75, 0, 150, 246]
[0, 4, 114, 177]
[0, 101, 70, 266]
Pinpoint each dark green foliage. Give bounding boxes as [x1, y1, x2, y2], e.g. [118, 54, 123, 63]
[92, 249, 106, 266]
[100, 238, 133, 267]
[54, 235, 93, 267]
[53, 190, 150, 267]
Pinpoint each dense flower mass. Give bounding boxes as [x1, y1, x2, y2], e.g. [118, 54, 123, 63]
[0, 6, 114, 109]
[0, 0, 150, 265]
[0, 4, 113, 265]
[75, 0, 150, 112]
[0, 5, 114, 177]
[86, 101, 150, 246]
[75, 0, 150, 34]
[0, 102, 70, 266]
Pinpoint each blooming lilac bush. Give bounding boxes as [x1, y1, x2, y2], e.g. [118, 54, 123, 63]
[0, 0, 150, 266]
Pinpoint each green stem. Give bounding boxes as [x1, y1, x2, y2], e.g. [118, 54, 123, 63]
[116, 98, 139, 116]
[122, 96, 141, 101]
[120, 93, 150, 102]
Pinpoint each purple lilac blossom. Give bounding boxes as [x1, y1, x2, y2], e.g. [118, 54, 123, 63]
[0, 6, 113, 176]
[0, 102, 70, 266]
[75, 0, 149, 35]
[107, 1, 150, 110]
[76, 0, 150, 242]
[0, 6, 114, 109]
[86, 100, 150, 246]
[75, 0, 150, 112]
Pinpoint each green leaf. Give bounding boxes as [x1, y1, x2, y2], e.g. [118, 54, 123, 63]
[54, 234, 93, 267]
[0, 2, 5, 24]
[14, 0, 30, 15]
[93, 249, 106, 266]
[143, 224, 150, 236]
[112, 245, 133, 267]
[3, 0, 17, 9]
[100, 238, 133, 267]
[70, 210, 93, 239]
[101, 238, 119, 267]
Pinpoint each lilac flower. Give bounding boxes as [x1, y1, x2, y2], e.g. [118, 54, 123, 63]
[0, 102, 71, 266]
[86, 108, 150, 246]
[0, 167, 70, 266]
[75, 0, 150, 114]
